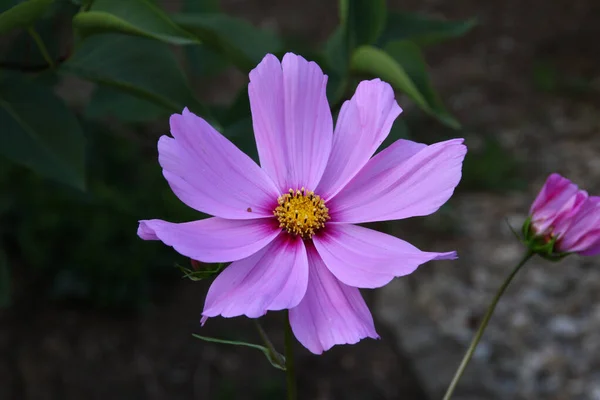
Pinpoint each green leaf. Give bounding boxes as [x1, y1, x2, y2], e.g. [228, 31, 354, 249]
[378, 118, 410, 152]
[182, 0, 219, 12]
[223, 117, 258, 161]
[384, 41, 459, 128]
[72, 0, 200, 45]
[67, 0, 95, 7]
[0, 248, 9, 308]
[177, 263, 225, 281]
[329, 0, 385, 99]
[340, 0, 386, 48]
[350, 46, 424, 112]
[1, 19, 58, 68]
[63, 34, 204, 115]
[209, 87, 258, 161]
[193, 334, 286, 371]
[0, 1, 19, 13]
[324, 27, 346, 71]
[378, 12, 476, 47]
[185, 45, 228, 79]
[85, 85, 168, 122]
[0, 0, 53, 35]
[350, 42, 460, 129]
[0, 0, 77, 68]
[0, 74, 86, 189]
[173, 13, 283, 72]
[323, 27, 349, 105]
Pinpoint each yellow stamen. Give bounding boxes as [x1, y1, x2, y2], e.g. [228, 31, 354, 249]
[274, 187, 330, 239]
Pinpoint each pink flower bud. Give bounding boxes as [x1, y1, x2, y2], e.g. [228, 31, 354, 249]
[528, 173, 600, 256]
[556, 196, 600, 255]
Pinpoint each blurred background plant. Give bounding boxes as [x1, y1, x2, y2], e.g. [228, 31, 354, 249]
[0, 0, 476, 308]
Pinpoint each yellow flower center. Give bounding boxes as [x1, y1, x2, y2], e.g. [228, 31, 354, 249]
[274, 188, 330, 239]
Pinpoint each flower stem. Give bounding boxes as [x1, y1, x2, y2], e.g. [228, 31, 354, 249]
[253, 320, 286, 369]
[80, 0, 95, 12]
[27, 27, 54, 69]
[284, 310, 297, 400]
[442, 251, 535, 400]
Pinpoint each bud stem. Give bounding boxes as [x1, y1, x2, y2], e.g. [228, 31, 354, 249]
[27, 27, 55, 69]
[442, 250, 535, 400]
[284, 310, 297, 400]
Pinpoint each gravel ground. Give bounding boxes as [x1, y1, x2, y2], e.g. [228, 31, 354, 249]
[377, 0, 600, 398]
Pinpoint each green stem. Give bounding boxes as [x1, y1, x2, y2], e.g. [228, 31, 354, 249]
[27, 27, 54, 69]
[253, 320, 286, 369]
[81, 0, 95, 12]
[284, 310, 297, 400]
[442, 251, 535, 400]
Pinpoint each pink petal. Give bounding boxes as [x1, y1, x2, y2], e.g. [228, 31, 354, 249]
[530, 173, 578, 216]
[137, 217, 280, 263]
[328, 139, 466, 223]
[288, 243, 379, 354]
[202, 235, 308, 319]
[161, 108, 279, 219]
[530, 173, 582, 233]
[552, 190, 588, 236]
[579, 237, 600, 256]
[248, 53, 333, 192]
[558, 197, 600, 254]
[316, 79, 402, 200]
[571, 231, 600, 255]
[313, 223, 456, 288]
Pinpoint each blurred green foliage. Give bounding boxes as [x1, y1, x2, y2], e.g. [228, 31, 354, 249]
[0, 0, 52, 35]
[73, 0, 201, 44]
[461, 136, 525, 192]
[0, 0, 476, 307]
[0, 122, 197, 307]
[533, 60, 597, 95]
[377, 12, 477, 47]
[0, 72, 85, 188]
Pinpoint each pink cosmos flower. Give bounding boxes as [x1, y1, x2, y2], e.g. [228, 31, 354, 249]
[137, 53, 466, 354]
[529, 173, 600, 256]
